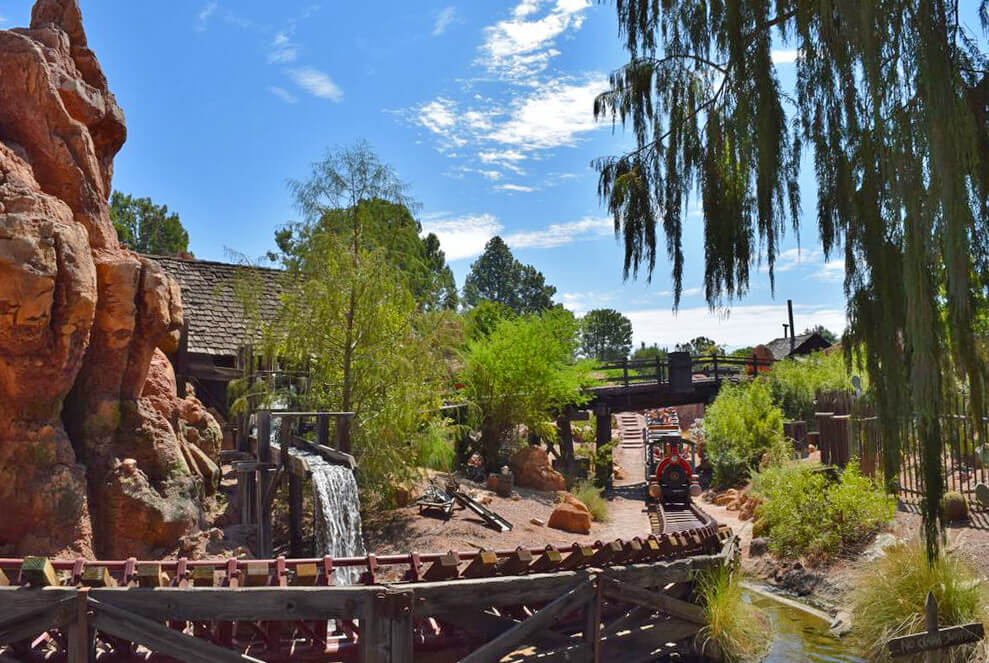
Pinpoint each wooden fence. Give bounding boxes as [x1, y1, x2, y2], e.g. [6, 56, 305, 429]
[809, 392, 989, 509]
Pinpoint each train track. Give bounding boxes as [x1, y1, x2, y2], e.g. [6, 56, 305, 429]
[647, 501, 717, 537]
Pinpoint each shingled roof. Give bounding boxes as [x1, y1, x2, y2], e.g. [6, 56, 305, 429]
[144, 255, 286, 357]
[762, 332, 831, 360]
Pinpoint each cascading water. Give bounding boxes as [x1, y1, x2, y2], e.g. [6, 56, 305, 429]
[309, 455, 366, 585]
[262, 408, 366, 585]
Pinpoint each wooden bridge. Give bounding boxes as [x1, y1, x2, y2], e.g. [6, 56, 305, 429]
[0, 530, 737, 663]
[554, 352, 773, 471]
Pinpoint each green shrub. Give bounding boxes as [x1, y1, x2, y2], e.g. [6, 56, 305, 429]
[696, 565, 771, 662]
[704, 380, 785, 486]
[943, 491, 970, 522]
[752, 461, 895, 562]
[592, 440, 615, 489]
[851, 539, 988, 663]
[766, 351, 857, 423]
[413, 418, 456, 472]
[572, 480, 608, 522]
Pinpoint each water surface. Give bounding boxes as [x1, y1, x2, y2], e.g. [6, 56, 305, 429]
[743, 590, 866, 662]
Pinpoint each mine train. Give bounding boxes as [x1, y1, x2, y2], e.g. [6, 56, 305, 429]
[644, 408, 703, 505]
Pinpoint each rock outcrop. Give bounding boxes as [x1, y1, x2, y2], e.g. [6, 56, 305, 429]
[509, 446, 565, 492]
[0, 0, 216, 556]
[547, 493, 592, 534]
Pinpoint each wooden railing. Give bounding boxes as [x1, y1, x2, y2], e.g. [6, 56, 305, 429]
[596, 353, 774, 390]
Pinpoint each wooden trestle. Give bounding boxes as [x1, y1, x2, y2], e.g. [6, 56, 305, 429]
[0, 527, 736, 663]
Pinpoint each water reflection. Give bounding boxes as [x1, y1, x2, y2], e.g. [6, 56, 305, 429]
[742, 591, 865, 663]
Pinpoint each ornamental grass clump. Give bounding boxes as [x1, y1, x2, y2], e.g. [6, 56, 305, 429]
[696, 565, 770, 663]
[572, 480, 608, 522]
[850, 539, 988, 663]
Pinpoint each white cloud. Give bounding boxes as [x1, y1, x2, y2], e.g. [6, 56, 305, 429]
[433, 6, 457, 36]
[505, 216, 611, 248]
[414, 98, 467, 149]
[774, 247, 821, 272]
[196, 2, 218, 31]
[268, 31, 299, 64]
[0, 14, 7, 23]
[487, 75, 608, 150]
[421, 214, 504, 261]
[289, 67, 343, 101]
[813, 259, 845, 283]
[771, 49, 800, 64]
[626, 304, 847, 350]
[478, 149, 527, 173]
[480, 0, 591, 79]
[268, 86, 298, 104]
[496, 183, 536, 192]
[561, 291, 615, 314]
[658, 286, 703, 297]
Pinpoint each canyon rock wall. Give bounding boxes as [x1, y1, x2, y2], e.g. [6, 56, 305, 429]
[0, 0, 215, 557]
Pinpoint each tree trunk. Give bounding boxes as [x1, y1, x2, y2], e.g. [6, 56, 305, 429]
[480, 419, 503, 474]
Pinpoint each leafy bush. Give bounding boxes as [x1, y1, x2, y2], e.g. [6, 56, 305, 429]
[766, 351, 857, 423]
[592, 439, 615, 489]
[850, 539, 988, 663]
[413, 418, 456, 472]
[696, 565, 771, 662]
[752, 461, 895, 562]
[572, 480, 609, 522]
[704, 380, 785, 485]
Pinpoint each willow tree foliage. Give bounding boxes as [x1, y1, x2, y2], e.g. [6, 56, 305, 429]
[595, 0, 989, 558]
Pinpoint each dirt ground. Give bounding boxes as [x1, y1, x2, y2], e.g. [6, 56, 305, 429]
[364, 433, 656, 555]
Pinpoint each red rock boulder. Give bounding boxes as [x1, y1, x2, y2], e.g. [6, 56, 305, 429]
[548, 501, 591, 535]
[509, 446, 565, 492]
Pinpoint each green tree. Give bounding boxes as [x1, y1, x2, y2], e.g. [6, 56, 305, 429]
[580, 308, 634, 361]
[263, 142, 460, 502]
[462, 236, 556, 314]
[803, 325, 838, 345]
[463, 299, 515, 341]
[595, 1, 989, 556]
[460, 309, 592, 471]
[274, 195, 457, 311]
[676, 336, 723, 356]
[109, 191, 190, 256]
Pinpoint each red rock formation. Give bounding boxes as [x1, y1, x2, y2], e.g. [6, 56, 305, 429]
[509, 446, 566, 492]
[0, 0, 212, 556]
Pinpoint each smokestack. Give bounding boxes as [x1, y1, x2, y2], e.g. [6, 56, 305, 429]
[782, 324, 789, 338]
[788, 299, 796, 354]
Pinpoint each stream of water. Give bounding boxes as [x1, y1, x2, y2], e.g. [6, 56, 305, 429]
[309, 457, 366, 585]
[742, 590, 865, 662]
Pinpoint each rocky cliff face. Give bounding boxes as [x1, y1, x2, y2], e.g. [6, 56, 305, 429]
[0, 0, 215, 557]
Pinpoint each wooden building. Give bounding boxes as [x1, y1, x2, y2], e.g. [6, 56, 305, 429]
[761, 331, 833, 361]
[144, 254, 285, 416]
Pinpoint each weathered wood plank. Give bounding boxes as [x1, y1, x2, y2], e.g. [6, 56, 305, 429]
[600, 577, 706, 625]
[436, 610, 573, 647]
[89, 587, 377, 621]
[90, 598, 263, 663]
[460, 580, 595, 663]
[0, 598, 74, 645]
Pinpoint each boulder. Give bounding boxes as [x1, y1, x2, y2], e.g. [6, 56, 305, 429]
[713, 489, 738, 506]
[942, 491, 969, 523]
[548, 503, 591, 535]
[749, 537, 770, 557]
[509, 446, 565, 492]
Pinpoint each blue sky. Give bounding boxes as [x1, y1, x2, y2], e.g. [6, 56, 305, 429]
[0, 0, 853, 348]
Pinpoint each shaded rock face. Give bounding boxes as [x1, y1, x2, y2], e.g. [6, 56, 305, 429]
[509, 446, 566, 492]
[0, 0, 213, 556]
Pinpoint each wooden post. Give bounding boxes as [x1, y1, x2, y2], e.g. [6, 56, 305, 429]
[595, 406, 612, 489]
[317, 414, 330, 446]
[583, 577, 603, 662]
[256, 411, 272, 558]
[558, 415, 575, 477]
[67, 587, 93, 663]
[925, 592, 938, 663]
[362, 589, 414, 663]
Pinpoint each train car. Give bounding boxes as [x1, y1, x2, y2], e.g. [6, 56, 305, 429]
[645, 428, 701, 505]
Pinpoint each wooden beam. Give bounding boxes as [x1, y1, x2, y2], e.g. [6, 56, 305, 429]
[0, 598, 74, 646]
[459, 580, 595, 663]
[90, 598, 263, 663]
[600, 577, 706, 625]
[435, 610, 573, 647]
[583, 579, 602, 662]
[88, 587, 377, 621]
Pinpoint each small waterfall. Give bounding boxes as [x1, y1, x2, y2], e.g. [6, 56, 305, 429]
[309, 456, 366, 585]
